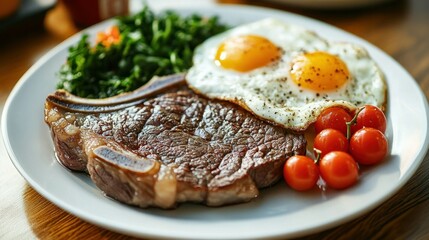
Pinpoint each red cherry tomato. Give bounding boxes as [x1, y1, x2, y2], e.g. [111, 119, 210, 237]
[349, 128, 388, 165]
[283, 155, 319, 191]
[319, 151, 359, 189]
[315, 107, 352, 136]
[351, 105, 387, 134]
[313, 129, 349, 157]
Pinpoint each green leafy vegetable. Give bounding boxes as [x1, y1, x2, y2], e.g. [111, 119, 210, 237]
[57, 6, 229, 98]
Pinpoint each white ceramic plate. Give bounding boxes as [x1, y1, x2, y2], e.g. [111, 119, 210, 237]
[2, 4, 429, 240]
[262, 0, 395, 9]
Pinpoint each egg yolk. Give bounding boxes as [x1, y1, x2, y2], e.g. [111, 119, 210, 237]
[215, 35, 280, 72]
[290, 51, 350, 91]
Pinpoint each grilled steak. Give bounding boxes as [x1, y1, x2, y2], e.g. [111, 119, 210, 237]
[44, 74, 306, 208]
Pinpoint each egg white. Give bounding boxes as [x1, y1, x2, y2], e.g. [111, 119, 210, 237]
[186, 18, 387, 131]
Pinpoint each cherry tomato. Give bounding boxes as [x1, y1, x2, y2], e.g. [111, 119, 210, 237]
[315, 107, 352, 136]
[349, 128, 388, 165]
[283, 155, 319, 191]
[313, 129, 349, 157]
[319, 151, 359, 189]
[351, 105, 387, 134]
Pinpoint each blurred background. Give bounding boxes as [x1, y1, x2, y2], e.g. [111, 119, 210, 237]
[0, 0, 411, 40]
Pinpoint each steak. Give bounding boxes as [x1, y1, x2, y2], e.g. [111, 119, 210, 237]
[44, 74, 306, 208]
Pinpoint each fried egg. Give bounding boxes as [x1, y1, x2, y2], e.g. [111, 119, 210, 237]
[186, 18, 387, 131]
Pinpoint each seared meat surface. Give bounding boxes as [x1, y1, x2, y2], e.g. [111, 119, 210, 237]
[44, 75, 306, 208]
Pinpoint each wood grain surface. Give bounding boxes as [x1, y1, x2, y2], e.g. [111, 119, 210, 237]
[1, 0, 428, 239]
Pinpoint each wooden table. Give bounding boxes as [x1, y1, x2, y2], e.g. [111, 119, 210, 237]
[1, 0, 428, 239]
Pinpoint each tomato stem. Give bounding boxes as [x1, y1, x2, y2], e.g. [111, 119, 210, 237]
[313, 148, 322, 164]
[346, 106, 365, 140]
